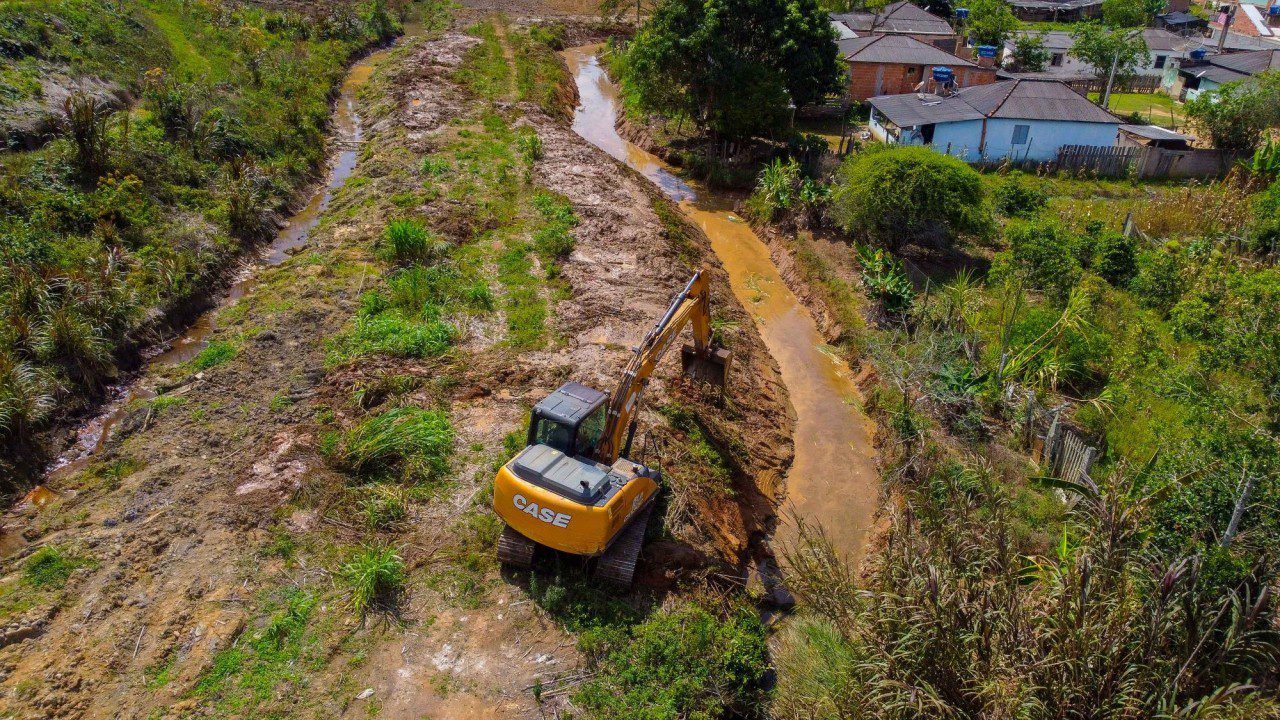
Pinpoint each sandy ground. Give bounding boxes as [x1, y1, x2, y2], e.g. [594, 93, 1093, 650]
[0, 14, 792, 720]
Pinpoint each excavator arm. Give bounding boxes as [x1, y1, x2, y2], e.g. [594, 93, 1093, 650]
[593, 270, 728, 464]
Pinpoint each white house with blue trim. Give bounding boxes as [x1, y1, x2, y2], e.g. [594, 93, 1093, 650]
[867, 78, 1122, 163]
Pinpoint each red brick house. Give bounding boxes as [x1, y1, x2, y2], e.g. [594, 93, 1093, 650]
[830, 2, 958, 51]
[838, 34, 998, 101]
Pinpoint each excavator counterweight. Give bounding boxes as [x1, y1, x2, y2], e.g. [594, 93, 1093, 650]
[492, 271, 728, 588]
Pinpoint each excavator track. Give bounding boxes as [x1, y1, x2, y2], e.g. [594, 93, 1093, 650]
[497, 525, 536, 569]
[594, 503, 653, 589]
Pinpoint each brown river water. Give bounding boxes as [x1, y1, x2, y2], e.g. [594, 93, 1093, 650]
[563, 47, 879, 562]
[47, 48, 386, 478]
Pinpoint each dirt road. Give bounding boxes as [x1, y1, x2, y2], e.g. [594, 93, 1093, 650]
[0, 14, 792, 720]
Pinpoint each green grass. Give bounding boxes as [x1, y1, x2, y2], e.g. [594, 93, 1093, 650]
[340, 544, 405, 616]
[1089, 92, 1186, 129]
[455, 21, 511, 100]
[189, 340, 237, 371]
[23, 546, 89, 588]
[189, 588, 323, 717]
[328, 406, 455, 484]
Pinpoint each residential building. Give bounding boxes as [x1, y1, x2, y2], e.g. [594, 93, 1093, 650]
[1167, 47, 1280, 100]
[838, 34, 997, 101]
[1003, 29, 1203, 79]
[829, 2, 958, 51]
[867, 78, 1122, 162]
[1006, 0, 1102, 23]
[1155, 11, 1210, 34]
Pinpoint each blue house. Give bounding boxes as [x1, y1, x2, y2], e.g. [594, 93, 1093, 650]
[866, 78, 1121, 163]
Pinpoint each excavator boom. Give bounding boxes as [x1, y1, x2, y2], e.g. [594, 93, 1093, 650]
[594, 270, 728, 464]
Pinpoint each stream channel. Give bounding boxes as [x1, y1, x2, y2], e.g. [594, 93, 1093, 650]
[564, 47, 880, 562]
[46, 41, 395, 480]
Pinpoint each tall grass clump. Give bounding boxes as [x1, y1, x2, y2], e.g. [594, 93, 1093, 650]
[329, 407, 454, 484]
[378, 219, 449, 264]
[340, 544, 405, 616]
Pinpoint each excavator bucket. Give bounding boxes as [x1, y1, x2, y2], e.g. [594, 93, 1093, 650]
[681, 344, 731, 389]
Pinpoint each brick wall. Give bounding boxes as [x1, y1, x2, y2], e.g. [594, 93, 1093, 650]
[846, 61, 997, 100]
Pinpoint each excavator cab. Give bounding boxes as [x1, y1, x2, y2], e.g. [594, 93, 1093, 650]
[493, 271, 730, 588]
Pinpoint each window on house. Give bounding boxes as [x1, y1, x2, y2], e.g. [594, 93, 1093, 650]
[1012, 124, 1030, 145]
[1154, 55, 1166, 69]
[1051, 53, 1065, 67]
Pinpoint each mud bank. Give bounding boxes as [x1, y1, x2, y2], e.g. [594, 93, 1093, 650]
[564, 47, 880, 564]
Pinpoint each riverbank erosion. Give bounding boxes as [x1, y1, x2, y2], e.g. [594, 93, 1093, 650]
[0, 14, 792, 719]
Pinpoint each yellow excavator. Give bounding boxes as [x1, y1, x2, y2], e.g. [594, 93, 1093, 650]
[492, 271, 730, 587]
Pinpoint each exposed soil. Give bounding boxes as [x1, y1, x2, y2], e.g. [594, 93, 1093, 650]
[0, 14, 793, 720]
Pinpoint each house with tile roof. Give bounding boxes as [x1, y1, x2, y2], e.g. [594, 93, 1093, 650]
[1002, 29, 1202, 79]
[829, 2, 958, 50]
[838, 34, 997, 100]
[866, 78, 1122, 162]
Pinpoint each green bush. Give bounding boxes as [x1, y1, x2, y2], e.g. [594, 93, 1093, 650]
[830, 146, 991, 249]
[330, 406, 454, 483]
[1002, 220, 1082, 303]
[574, 603, 769, 719]
[855, 245, 915, 314]
[992, 171, 1049, 217]
[1091, 229, 1138, 286]
[1129, 243, 1186, 314]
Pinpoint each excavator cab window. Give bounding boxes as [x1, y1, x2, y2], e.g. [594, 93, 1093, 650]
[531, 415, 575, 455]
[575, 406, 607, 457]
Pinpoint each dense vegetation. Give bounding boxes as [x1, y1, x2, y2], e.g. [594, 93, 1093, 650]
[759, 141, 1280, 714]
[0, 0, 400, 480]
[615, 0, 842, 139]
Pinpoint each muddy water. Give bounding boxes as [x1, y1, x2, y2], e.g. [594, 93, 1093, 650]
[47, 51, 384, 476]
[564, 48, 879, 563]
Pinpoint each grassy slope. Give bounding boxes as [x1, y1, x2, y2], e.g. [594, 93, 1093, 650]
[0, 0, 395, 480]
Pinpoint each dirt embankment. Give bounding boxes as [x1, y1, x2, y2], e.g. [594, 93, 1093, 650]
[0, 17, 793, 720]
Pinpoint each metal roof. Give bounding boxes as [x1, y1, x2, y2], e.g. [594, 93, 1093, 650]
[1007, 0, 1101, 9]
[830, 2, 954, 37]
[534, 382, 606, 426]
[1119, 124, 1191, 142]
[870, 79, 1121, 127]
[1182, 49, 1280, 83]
[838, 34, 979, 67]
[1006, 28, 1192, 52]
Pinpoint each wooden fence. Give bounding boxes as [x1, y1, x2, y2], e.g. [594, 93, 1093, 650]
[1054, 144, 1142, 177]
[1009, 384, 1100, 491]
[1052, 144, 1245, 179]
[1063, 75, 1162, 96]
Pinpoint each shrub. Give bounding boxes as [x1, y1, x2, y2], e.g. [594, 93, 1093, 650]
[1129, 243, 1186, 314]
[331, 406, 454, 482]
[340, 544, 405, 616]
[746, 157, 801, 222]
[992, 171, 1049, 217]
[62, 93, 112, 181]
[1090, 229, 1137, 286]
[574, 603, 769, 719]
[1247, 179, 1280, 256]
[1001, 220, 1082, 303]
[0, 352, 56, 442]
[830, 146, 991, 249]
[855, 245, 915, 314]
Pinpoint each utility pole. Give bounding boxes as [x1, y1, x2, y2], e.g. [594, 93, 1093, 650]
[1217, 4, 1236, 54]
[1101, 49, 1120, 109]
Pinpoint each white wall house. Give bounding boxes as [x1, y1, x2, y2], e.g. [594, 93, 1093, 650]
[867, 79, 1122, 163]
[1002, 28, 1204, 78]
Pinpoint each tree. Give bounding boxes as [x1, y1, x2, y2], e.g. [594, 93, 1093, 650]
[1102, 0, 1165, 28]
[1185, 72, 1280, 151]
[966, 0, 1019, 47]
[1009, 32, 1051, 72]
[829, 146, 991, 249]
[598, 0, 656, 26]
[621, 0, 843, 139]
[1069, 23, 1148, 87]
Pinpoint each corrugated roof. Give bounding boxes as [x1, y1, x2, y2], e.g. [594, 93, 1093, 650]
[838, 34, 979, 67]
[1119, 124, 1191, 141]
[869, 78, 1121, 127]
[830, 1, 954, 36]
[1007, 0, 1100, 9]
[1182, 48, 1280, 83]
[1006, 28, 1192, 52]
